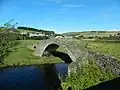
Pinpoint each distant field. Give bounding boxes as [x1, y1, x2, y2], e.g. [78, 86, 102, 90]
[0, 40, 63, 67]
[79, 32, 117, 37]
[64, 31, 119, 37]
[86, 41, 120, 60]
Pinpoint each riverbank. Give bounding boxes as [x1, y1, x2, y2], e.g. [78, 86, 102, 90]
[61, 40, 120, 89]
[61, 59, 118, 90]
[0, 40, 63, 68]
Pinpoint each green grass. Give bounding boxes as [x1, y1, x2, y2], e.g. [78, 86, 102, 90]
[86, 41, 120, 60]
[0, 40, 63, 67]
[60, 39, 119, 89]
[62, 60, 117, 90]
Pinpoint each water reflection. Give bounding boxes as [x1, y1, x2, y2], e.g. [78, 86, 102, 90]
[43, 64, 62, 90]
[0, 63, 68, 90]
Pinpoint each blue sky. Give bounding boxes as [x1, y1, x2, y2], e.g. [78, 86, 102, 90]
[0, 0, 120, 33]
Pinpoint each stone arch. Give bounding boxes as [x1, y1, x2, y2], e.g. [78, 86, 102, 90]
[44, 44, 59, 53]
[41, 43, 76, 62]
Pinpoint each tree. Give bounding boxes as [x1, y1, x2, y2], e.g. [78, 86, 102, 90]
[4, 19, 14, 28]
[0, 20, 19, 63]
[17, 26, 55, 36]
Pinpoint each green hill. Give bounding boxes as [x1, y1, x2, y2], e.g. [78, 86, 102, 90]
[63, 31, 120, 37]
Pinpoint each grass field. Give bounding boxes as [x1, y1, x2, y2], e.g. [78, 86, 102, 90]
[0, 40, 63, 67]
[79, 32, 117, 37]
[85, 41, 120, 60]
[64, 31, 119, 37]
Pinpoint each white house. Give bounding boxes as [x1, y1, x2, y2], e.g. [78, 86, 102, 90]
[29, 33, 45, 37]
[20, 31, 27, 35]
[55, 36, 63, 38]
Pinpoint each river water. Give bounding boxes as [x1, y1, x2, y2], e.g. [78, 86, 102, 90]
[0, 63, 68, 90]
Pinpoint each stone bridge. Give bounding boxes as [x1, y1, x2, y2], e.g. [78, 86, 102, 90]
[34, 38, 120, 75]
[34, 38, 88, 73]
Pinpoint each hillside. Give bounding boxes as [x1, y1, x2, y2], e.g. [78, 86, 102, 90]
[17, 26, 55, 35]
[63, 31, 120, 37]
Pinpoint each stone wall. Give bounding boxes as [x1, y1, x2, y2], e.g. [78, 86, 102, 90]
[88, 50, 120, 75]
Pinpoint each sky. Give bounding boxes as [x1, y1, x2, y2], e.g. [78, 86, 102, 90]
[0, 0, 120, 33]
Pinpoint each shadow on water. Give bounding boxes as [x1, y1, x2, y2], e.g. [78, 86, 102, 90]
[43, 64, 63, 90]
[0, 63, 68, 90]
[0, 50, 71, 90]
[50, 51, 73, 63]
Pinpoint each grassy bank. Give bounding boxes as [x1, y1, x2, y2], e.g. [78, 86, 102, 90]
[61, 60, 117, 90]
[0, 40, 63, 67]
[60, 39, 119, 89]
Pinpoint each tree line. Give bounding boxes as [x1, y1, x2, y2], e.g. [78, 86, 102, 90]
[17, 26, 55, 36]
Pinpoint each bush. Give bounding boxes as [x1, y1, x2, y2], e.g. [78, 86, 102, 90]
[0, 29, 19, 63]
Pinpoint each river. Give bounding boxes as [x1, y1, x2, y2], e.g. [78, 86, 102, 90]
[0, 63, 68, 90]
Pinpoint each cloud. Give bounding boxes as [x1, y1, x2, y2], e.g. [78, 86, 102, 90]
[60, 11, 68, 13]
[59, 8, 69, 14]
[105, 6, 117, 11]
[101, 12, 111, 18]
[62, 4, 84, 8]
[34, 0, 45, 6]
[38, 3, 44, 6]
[60, 8, 67, 11]
[99, 4, 117, 19]
[104, 3, 117, 11]
[45, 0, 67, 4]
